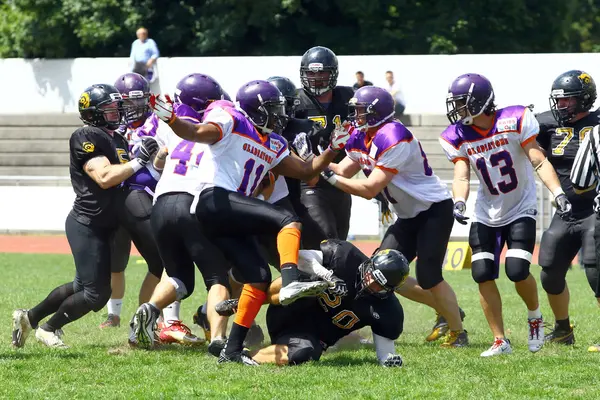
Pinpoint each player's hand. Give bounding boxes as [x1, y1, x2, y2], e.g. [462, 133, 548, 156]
[554, 193, 573, 220]
[320, 167, 338, 186]
[375, 193, 393, 224]
[137, 137, 159, 166]
[329, 120, 352, 152]
[327, 275, 348, 297]
[381, 354, 403, 368]
[453, 201, 469, 225]
[594, 193, 600, 215]
[149, 94, 176, 125]
[292, 132, 314, 161]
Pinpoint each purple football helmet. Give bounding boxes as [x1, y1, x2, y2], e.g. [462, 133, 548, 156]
[446, 73, 495, 125]
[236, 80, 286, 134]
[114, 72, 150, 127]
[348, 86, 395, 130]
[174, 73, 226, 114]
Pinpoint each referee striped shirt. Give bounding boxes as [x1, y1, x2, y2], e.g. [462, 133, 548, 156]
[571, 125, 600, 191]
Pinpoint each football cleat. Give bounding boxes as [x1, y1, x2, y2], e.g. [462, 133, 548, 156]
[527, 316, 544, 352]
[545, 324, 575, 345]
[381, 354, 403, 368]
[208, 337, 227, 357]
[215, 299, 239, 317]
[158, 320, 205, 346]
[99, 314, 121, 329]
[192, 305, 211, 341]
[279, 281, 329, 306]
[244, 322, 265, 349]
[480, 338, 512, 357]
[426, 308, 466, 342]
[131, 303, 160, 349]
[218, 348, 259, 366]
[35, 328, 68, 349]
[440, 330, 469, 348]
[12, 309, 33, 348]
[588, 344, 600, 352]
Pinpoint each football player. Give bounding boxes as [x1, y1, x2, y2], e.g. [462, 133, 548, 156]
[320, 86, 468, 347]
[252, 240, 407, 367]
[295, 46, 355, 249]
[12, 84, 156, 348]
[536, 70, 599, 346]
[140, 80, 348, 364]
[440, 73, 572, 356]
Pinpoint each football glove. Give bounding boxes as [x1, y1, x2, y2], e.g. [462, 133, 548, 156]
[594, 193, 600, 215]
[137, 137, 159, 166]
[292, 132, 314, 161]
[554, 193, 572, 220]
[329, 120, 352, 152]
[327, 275, 348, 297]
[149, 94, 176, 125]
[453, 200, 469, 225]
[381, 354, 403, 368]
[375, 193, 393, 225]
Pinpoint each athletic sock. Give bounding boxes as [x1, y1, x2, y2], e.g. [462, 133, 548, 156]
[527, 306, 542, 319]
[225, 285, 266, 355]
[107, 298, 123, 317]
[556, 318, 571, 331]
[162, 301, 181, 327]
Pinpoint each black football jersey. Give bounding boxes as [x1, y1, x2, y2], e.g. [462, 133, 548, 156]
[536, 110, 600, 218]
[280, 118, 323, 204]
[313, 239, 404, 347]
[69, 126, 131, 228]
[295, 86, 354, 164]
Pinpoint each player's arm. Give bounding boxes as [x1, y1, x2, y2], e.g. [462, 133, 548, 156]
[150, 94, 222, 144]
[152, 146, 168, 171]
[571, 126, 598, 193]
[329, 156, 362, 178]
[523, 140, 563, 195]
[272, 147, 340, 181]
[325, 167, 394, 200]
[452, 158, 470, 201]
[84, 156, 140, 189]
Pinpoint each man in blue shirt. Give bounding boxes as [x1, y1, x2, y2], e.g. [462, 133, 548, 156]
[130, 27, 159, 83]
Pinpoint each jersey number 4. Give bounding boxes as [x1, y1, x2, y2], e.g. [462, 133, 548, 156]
[171, 140, 203, 175]
[476, 150, 518, 195]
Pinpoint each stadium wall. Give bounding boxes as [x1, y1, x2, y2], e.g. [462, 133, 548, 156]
[1, 53, 600, 115]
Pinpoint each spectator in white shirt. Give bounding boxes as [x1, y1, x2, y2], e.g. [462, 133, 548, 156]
[385, 71, 405, 116]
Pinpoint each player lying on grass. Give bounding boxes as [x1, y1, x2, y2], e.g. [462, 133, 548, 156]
[216, 239, 408, 366]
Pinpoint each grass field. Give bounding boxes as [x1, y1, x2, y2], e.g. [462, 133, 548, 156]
[3, 253, 600, 399]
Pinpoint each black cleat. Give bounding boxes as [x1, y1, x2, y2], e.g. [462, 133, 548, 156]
[243, 323, 265, 349]
[218, 348, 259, 366]
[545, 324, 575, 345]
[215, 299, 239, 317]
[208, 338, 227, 357]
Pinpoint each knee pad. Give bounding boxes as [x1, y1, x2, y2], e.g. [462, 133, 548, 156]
[540, 267, 567, 295]
[471, 253, 497, 283]
[169, 277, 189, 301]
[505, 249, 532, 282]
[84, 286, 112, 312]
[287, 338, 321, 365]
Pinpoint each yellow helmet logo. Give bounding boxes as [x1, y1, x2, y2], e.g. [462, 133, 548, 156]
[579, 73, 592, 84]
[79, 92, 91, 109]
[82, 142, 95, 153]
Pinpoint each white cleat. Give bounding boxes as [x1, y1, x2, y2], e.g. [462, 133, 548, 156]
[480, 338, 512, 357]
[12, 309, 33, 348]
[279, 281, 329, 306]
[528, 316, 544, 353]
[131, 303, 159, 349]
[35, 328, 68, 349]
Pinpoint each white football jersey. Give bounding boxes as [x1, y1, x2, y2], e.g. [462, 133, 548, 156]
[268, 175, 290, 204]
[439, 105, 539, 227]
[345, 121, 450, 219]
[196, 105, 290, 196]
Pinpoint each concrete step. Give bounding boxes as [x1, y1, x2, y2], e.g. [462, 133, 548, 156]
[412, 126, 444, 141]
[0, 127, 75, 140]
[0, 166, 68, 176]
[0, 114, 81, 127]
[0, 140, 69, 153]
[0, 153, 69, 166]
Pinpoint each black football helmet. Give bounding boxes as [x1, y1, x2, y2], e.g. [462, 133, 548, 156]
[355, 249, 410, 299]
[78, 84, 123, 130]
[267, 76, 300, 118]
[300, 46, 338, 96]
[549, 70, 597, 125]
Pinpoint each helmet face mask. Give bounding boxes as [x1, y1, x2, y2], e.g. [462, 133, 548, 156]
[114, 73, 150, 128]
[300, 46, 339, 97]
[446, 74, 495, 126]
[549, 70, 596, 125]
[348, 87, 395, 130]
[236, 80, 287, 135]
[79, 84, 124, 131]
[355, 249, 410, 300]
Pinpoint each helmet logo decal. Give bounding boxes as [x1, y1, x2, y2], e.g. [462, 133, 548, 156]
[308, 62, 324, 72]
[579, 73, 592, 84]
[109, 93, 123, 101]
[373, 269, 388, 285]
[79, 92, 90, 109]
[82, 142, 95, 153]
[127, 90, 144, 98]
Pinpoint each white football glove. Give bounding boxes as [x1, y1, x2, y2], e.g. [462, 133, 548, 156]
[292, 132, 314, 161]
[381, 353, 403, 368]
[594, 193, 600, 215]
[329, 120, 352, 152]
[149, 94, 176, 124]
